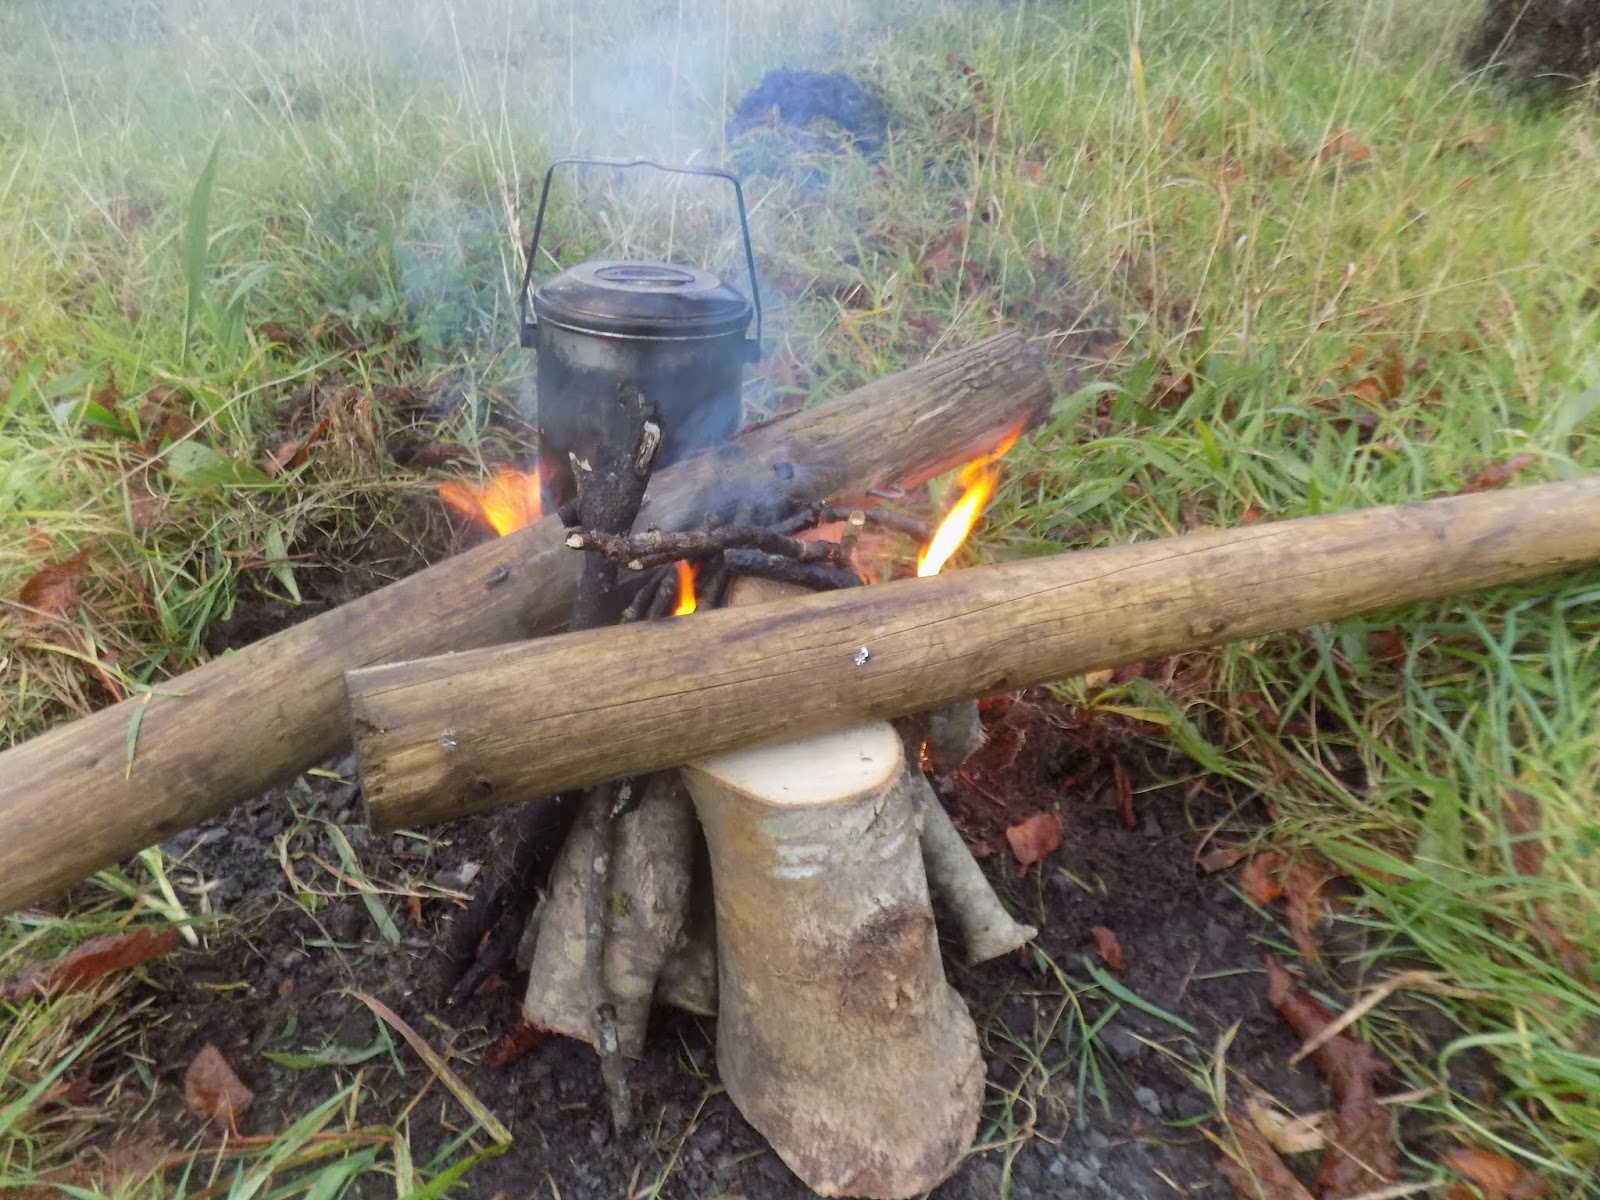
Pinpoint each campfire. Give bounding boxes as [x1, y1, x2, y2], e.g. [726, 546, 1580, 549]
[5, 152, 1600, 1200]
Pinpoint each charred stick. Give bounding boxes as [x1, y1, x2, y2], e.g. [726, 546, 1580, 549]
[723, 548, 863, 591]
[568, 525, 846, 572]
[621, 570, 667, 624]
[647, 570, 685, 620]
[701, 555, 732, 610]
[772, 502, 934, 542]
[837, 508, 868, 573]
[586, 777, 637, 1133]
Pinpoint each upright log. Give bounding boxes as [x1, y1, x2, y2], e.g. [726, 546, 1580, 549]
[352, 476, 1600, 827]
[0, 332, 1050, 914]
[683, 723, 983, 1199]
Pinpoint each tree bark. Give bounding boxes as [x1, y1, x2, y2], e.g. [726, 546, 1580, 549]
[0, 331, 1050, 915]
[682, 721, 983, 1199]
[352, 476, 1600, 827]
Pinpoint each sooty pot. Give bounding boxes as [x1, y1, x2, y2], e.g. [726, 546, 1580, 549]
[518, 158, 762, 501]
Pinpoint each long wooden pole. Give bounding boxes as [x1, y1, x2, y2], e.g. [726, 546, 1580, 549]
[0, 332, 1051, 914]
[353, 477, 1600, 831]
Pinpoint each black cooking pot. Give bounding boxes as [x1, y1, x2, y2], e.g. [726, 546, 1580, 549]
[517, 158, 762, 498]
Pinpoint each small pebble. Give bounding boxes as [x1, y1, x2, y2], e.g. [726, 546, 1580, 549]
[1134, 1085, 1163, 1116]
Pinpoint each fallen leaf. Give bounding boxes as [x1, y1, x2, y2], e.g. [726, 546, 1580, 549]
[1441, 1147, 1548, 1200]
[183, 1044, 253, 1136]
[405, 895, 425, 929]
[1282, 858, 1333, 967]
[1089, 926, 1126, 974]
[1367, 627, 1407, 667]
[481, 1020, 547, 1069]
[1245, 1094, 1327, 1156]
[1457, 453, 1536, 495]
[0, 926, 178, 1001]
[262, 416, 331, 477]
[17, 549, 90, 629]
[1198, 843, 1249, 873]
[1113, 757, 1135, 830]
[1005, 811, 1063, 873]
[1264, 956, 1396, 1199]
[1217, 1106, 1316, 1200]
[1317, 129, 1371, 166]
[1501, 791, 1595, 989]
[1240, 852, 1287, 905]
[135, 393, 198, 446]
[1148, 372, 1194, 409]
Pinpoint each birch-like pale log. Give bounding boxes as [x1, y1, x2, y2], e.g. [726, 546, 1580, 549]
[0, 331, 1050, 915]
[682, 723, 983, 1199]
[352, 476, 1600, 829]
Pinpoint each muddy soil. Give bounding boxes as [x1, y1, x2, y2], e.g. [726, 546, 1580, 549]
[113, 684, 1325, 1200]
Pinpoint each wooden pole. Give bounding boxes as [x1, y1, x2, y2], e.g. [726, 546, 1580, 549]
[352, 476, 1600, 829]
[0, 331, 1052, 915]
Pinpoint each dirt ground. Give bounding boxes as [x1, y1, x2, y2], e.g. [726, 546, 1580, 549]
[116, 656, 1325, 1200]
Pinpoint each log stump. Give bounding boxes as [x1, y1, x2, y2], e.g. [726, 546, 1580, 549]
[683, 722, 983, 1199]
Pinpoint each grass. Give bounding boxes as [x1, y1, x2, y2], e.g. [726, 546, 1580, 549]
[2, 0, 1599, 1194]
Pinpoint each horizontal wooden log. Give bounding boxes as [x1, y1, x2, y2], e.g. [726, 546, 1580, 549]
[352, 477, 1600, 831]
[0, 331, 1051, 915]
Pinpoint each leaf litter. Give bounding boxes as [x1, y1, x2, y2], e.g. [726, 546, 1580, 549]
[183, 1043, 254, 1136]
[0, 926, 178, 1001]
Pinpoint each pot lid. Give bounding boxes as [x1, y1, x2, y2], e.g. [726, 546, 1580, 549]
[531, 259, 753, 338]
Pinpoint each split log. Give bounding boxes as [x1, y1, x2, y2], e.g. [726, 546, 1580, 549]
[682, 722, 983, 1199]
[352, 476, 1600, 825]
[0, 330, 1050, 915]
[522, 772, 696, 1057]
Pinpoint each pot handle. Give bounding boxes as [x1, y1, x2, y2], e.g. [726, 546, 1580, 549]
[518, 156, 762, 361]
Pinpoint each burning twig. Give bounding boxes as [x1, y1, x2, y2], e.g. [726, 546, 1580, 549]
[722, 548, 863, 591]
[567, 524, 848, 572]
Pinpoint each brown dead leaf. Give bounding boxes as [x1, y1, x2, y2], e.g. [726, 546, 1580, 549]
[1457, 453, 1536, 495]
[1005, 811, 1063, 873]
[1217, 1106, 1316, 1200]
[1113, 757, 1135, 830]
[17, 549, 90, 629]
[262, 417, 331, 477]
[1376, 340, 1406, 402]
[0, 926, 178, 1001]
[1240, 852, 1287, 905]
[1441, 1147, 1549, 1200]
[1502, 791, 1595, 990]
[1089, 925, 1126, 974]
[135, 393, 198, 447]
[1198, 843, 1250, 874]
[481, 1020, 547, 1069]
[1367, 627, 1407, 668]
[1283, 858, 1333, 967]
[405, 895, 425, 929]
[1264, 956, 1396, 1199]
[183, 1044, 253, 1136]
[1317, 129, 1371, 166]
[1148, 372, 1195, 410]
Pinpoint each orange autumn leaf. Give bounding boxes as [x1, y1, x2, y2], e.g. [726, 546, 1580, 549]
[1317, 129, 1371, 165]
[17, 549, 90, 629]
[1441, 1147, 1549, 1200]
[1283, 857, 1334, 967]
[1090, 925, 1126, 974]
[0, 926, 178, 1001]
[1240, 852, 1286, 905]
[481, 1020, 547, 1069]
[1005, 811, 1063, 873]
[183, 1044, 253, 1136]
[405, 894, 425, 929]
[1457, 453, 1536, 495]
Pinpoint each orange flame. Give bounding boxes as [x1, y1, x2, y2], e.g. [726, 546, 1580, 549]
[916, 429, 1021, 577]
[673, 560, 698, 616]
[439, 467, 544, 536]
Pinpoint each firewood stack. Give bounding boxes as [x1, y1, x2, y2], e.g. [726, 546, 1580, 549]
[395, 363, 1042, 1197]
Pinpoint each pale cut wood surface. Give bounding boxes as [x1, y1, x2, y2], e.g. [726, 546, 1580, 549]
[353, 476, 1600, 831]
[0, 331, 1051, 914]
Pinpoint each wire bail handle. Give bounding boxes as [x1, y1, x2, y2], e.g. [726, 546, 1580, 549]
[517, 156, 763, 358]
